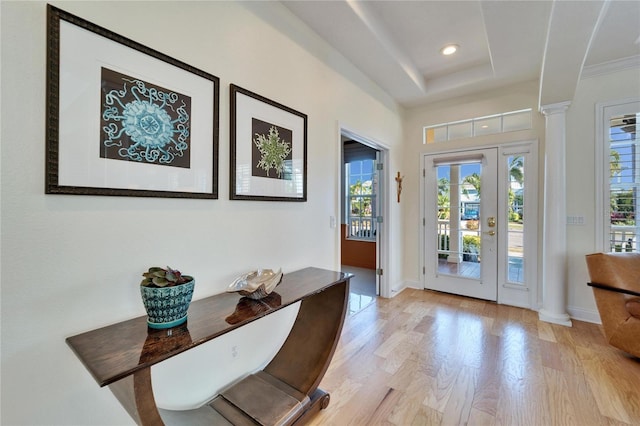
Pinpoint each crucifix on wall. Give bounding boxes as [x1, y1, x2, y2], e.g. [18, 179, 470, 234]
[395, 172, 404, 203]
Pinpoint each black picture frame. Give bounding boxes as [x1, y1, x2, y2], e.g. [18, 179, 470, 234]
[230, 84, 307, 201]
[46, 5, 219, 199]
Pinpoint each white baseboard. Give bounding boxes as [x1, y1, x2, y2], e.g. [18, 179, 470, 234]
[389, 281, 408, 298]
[387, 280, 421, 298]
[568, 305, 601, 324]
[405, 280, 421, 290]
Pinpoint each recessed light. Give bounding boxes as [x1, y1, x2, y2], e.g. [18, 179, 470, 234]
[441, 44, 459, 56]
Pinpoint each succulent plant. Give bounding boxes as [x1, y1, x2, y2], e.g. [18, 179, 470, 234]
[141, 266, 192, 288]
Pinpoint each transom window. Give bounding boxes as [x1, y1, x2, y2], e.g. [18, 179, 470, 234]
[424, 109, 532, 144]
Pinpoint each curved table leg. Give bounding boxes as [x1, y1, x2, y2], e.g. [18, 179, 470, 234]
[109, 368, 164, 426]
[211, 278, 350, 425]
[265, 279, 349, 395]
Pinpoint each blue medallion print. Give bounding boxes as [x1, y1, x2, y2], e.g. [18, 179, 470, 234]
[100, 68, 192, 168]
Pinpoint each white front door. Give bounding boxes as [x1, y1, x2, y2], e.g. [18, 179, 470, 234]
[423, 148, 498, 301]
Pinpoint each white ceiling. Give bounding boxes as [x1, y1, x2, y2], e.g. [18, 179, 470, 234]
[281, 0, 640, 108]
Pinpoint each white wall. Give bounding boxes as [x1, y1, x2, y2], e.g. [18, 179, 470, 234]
[0, 2, 403, 424]
[565, 67, 640, 321]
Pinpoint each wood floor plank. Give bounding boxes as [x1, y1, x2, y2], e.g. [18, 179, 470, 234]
[461, 317, 495, 369]
[422, 355, 458, 413]
[306, 378, 362, 426]
[410, 404, 443, 426]
[470, 333, 500, 417]
[329, 317, 386, 371]
[387, 357, 420, 392]
[577, 345, 632, 424]
[543, 366, 578, 425]
[386, 369, 431, 425]
[495, 370, 552, 426]
[386, 391, 426, 425]
[539, 339, 564, 371]
[459, 298, 486, 316]
[315, 288, 640, 426]
[555, 341, 609, 426]
[383, 330, 423, 375]
[603, 358, 640, 424]
[374, 329, 407, 359]
[440, 366, 476, 426]
[333, 370, 396, 425]
[468, 407, 495, 425]
[537, 320, 557, 342]
[363, 386, 403, 425]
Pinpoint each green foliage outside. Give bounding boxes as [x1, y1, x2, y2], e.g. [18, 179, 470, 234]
[610, 189, 636, 226]
[609, 149, 636, 226]
[463, 235, 481, 252]
[349, 179, 373, 217]
[463, 235, 481, 262]
[438, 234, 449, 259]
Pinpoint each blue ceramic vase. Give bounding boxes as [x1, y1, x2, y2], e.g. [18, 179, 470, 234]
[140, 278, 195, 329]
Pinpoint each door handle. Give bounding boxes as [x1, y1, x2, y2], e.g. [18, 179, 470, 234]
[483, 230, 496, 236]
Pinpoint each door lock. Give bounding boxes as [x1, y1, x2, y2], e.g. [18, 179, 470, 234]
[483, 230, 496, 236]
[487, 217, 496, 227]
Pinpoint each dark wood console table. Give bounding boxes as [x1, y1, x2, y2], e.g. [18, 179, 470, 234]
[66, 267, 351, 425]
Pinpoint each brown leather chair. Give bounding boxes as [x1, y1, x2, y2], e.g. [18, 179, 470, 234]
[585, 252, 640, 358]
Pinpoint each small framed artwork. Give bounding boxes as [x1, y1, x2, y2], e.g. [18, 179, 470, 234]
[46, 5, 219, 199]
[230, 85, 307, 201]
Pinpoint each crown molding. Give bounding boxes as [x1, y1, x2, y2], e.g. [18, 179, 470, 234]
[582, 55, 640, 79]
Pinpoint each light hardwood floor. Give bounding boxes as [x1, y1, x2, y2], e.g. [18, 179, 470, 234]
[310, 288, 640, 426]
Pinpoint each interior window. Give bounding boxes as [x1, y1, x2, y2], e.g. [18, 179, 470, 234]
[345, 159, 376, 241]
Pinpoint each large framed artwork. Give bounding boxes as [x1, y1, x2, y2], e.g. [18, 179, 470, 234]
[46, 5, 219, 199]
[230, 85, 307, 201]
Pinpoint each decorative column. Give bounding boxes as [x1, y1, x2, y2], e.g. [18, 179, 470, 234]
[539, 102, 572, 327]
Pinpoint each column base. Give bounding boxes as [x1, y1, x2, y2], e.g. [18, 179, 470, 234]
[538, 309, 572, 327]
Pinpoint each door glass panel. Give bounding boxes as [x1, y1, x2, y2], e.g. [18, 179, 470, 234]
[507, 155, 525, 284]
[436, 162, 482, 279]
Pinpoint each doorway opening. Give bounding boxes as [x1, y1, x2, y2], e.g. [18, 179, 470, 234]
[339, 127, 388, 314]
